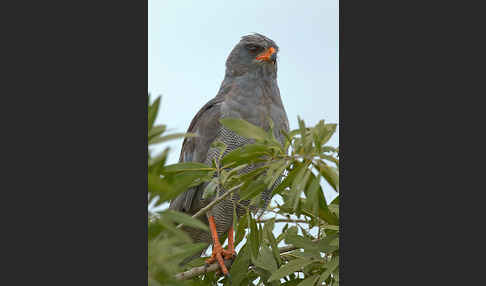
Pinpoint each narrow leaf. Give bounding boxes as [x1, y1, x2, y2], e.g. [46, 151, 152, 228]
[162, 210, 209, 231]
[149, 132, 194, 145]
[315, 161, 339, 192]
[235, 212, 249, 247]
[267, 258, 314, 282]
[239, 179, 266, 201]
[230, 244, 251, 286]
[202, 179, 218, 199]
[253, 246, 277, 272]
[148, 96, 160, 130]
[248, 215, 260, 260]
[317, 256, 339, 284]
[265, 221, 283, 266]
[162, 162, 213, 173]
[221, 143, 270, 166]
[297, 275, 319, 286]
[148, 124, 166, 140]
[220, 118, 269, 141]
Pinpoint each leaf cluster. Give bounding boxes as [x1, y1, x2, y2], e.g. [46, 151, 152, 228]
[148, 95, 339, 285]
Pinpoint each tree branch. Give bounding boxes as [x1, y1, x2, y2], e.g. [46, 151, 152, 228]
[256, 219, 308, 224]
[175, 239, 319, 280]
[174, 259, 233, 280]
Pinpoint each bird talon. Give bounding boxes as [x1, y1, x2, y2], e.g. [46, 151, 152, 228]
[222, 249, 236, 260]
[225, 272, 233, 284]
[205, 254, 216, 265]
[206, 244, 229, 275]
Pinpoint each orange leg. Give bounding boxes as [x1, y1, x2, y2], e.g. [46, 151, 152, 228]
[205, 216, 229, 275]
[205, 217, 236, 275]
[224, 226, 236, 259]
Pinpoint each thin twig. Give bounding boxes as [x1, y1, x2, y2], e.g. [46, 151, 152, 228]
[256, 219, 308, 224]
[192, 183, 244, 219]
[174, 259, 233, 280]
[175, 239, 320, 280]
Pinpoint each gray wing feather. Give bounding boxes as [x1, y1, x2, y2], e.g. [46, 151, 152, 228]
[168, 96, 224, 213]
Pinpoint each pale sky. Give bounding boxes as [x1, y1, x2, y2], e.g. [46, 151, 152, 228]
[149, 0, 339, 206]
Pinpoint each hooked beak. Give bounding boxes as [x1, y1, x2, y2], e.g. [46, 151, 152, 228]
[256, 47, 277, 64]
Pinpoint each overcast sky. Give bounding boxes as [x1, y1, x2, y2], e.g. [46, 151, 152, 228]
[149, 0, 338, 205]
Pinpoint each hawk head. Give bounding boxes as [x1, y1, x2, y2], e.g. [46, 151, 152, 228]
[225, 33, 279, 78]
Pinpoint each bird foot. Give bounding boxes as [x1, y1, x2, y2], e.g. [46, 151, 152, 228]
[223, 248, 236, 260]
[205, 244, 234, 275]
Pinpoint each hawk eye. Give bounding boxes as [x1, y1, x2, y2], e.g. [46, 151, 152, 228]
[246, 44, 260, 52]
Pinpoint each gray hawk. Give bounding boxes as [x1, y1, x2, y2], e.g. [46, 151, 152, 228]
[169, 33, 289, 276]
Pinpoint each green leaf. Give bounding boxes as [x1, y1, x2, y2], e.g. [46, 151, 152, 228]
[318, 197, 338, 225]
[301, 172, 339, 225]
[299, 224, 314, 240]
[320, 123, 337, 146]
[148, 173, 170, 195]
[264, 159, 289, 190]
[148, 148, 169, 171]
[276, 224, 288, 244]
[165, 242, 209, 262]
[209, 140, 227, 163]
[286, 226, 298, 237]
[235, 213, 249, 247]
[285, 234, 319, 253]
[322, 146, 339, 154]
[288, 164, 310, 212]
[230, 244, 251, 286]
[185, 257, 207, 268]
[320, 154, 339, 167]
[281, 130, 298, 150]
[317, 256, 339, 284]
[148, 96, 161, 130]
[334, 269, 340, 283]
[265, 221, 283, 266]
[253, 246, 278, 272]
[149, 132, 194, 145]
[202, 178, 218, 199]
[267, 258, 315, 282]
[239, 178, 266, 201]
[150, 171, 210, 203]
[297, 116, 307, 140]
[156, 218, 192, 243]
[148, 220, 164, 241]
[316, 233, 339, 252]
[222, 164, 250, 187]
[148, 124, 166, 141]
[231, 165, 267, 186]
[162, 162, 214, 173]
[328, 204, 339, 216]
[221, 144, 271, 167]
[248, 215, 260, 260]
[303, 174, 321, 217]
[162, 210, 209, 231]
[315, 161, 339, 192]
[322, 225, 339, 231]
[273, 162, 305, 196]
[220, 118, 269, 141]
[297, 274, 319, 286]
[232, 204, 238, 238]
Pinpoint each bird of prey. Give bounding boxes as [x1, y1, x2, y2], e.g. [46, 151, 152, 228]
[169, 33, 289, 276]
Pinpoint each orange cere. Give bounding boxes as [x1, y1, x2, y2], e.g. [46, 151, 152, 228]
[256, 46, 276, 61]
